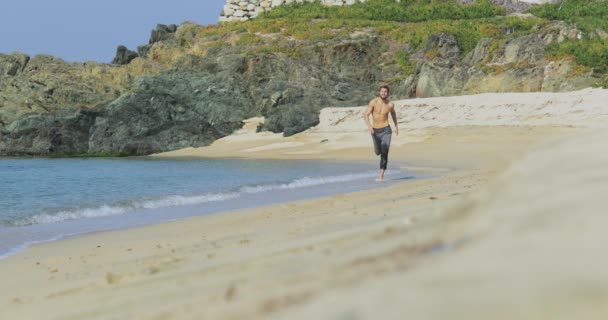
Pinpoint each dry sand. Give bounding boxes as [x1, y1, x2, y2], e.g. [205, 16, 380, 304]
[1, 88, 607, 319]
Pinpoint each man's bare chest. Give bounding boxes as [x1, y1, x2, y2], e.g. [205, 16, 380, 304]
[373, 101, 392, 116]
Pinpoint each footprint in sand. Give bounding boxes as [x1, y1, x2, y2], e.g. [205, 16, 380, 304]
[224, 285, 237, 302]
[143, 257, 184, 275]
[105, 272, 123, 285]
[147, 266, 161, 275]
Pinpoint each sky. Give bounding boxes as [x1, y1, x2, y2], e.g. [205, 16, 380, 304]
[0, 0, 225, 63]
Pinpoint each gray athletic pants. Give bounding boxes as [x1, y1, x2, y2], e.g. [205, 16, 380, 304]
[372, 126, 392, 170]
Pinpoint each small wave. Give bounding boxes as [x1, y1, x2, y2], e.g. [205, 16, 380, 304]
[240, 171, 378, 193]
[133, 193, 239, 209]
[20, 205, 128, 225]
[13, 192, 239, 226]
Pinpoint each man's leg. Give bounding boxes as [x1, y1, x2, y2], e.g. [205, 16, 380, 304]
[380, 154, 387, 180]
[372, 130, 382, 180]
[372, 131, 381, 156]
[378, 129, 392, 181]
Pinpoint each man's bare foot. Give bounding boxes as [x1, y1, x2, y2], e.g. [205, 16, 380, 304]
[375, 178, 385, 182]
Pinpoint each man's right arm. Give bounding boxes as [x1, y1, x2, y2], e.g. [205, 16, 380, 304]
[363, 100, 374, 135]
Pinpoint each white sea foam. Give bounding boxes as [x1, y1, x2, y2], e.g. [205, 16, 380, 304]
[14, 172, 379, 226]
[134, 193, 239, 209]
[240, 171, 379, 193]
[15, 193, 239, 226]
[23, 205, 128, 225]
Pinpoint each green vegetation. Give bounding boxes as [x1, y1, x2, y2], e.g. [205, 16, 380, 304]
[528, 0, 608, 38]
[395, 49, 416, 74]
[529, 0, 608, 81]
[546, 40, 608, 73]
[597, 75, 608, 88]
[260, 0, 505, 22]
[176, 0, 548, 63]
[528, 0, 608, 32]
[252, 0, 514, 57]
[184, 0, 606, 85]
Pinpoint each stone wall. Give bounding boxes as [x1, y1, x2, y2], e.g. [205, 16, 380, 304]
[220, 0, 368, 22]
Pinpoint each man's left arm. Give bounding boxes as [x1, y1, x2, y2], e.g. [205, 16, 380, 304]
[390, 104, 399, 136]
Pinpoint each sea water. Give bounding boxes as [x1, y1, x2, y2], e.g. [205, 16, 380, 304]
[0, 157, 417, 258]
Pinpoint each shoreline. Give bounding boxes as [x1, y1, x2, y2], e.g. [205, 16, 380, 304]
[1, 164, 490, 319]
[0, 158, 420, 261]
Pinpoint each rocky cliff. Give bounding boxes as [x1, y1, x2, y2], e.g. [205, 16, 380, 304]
[0, 1, 604, 156]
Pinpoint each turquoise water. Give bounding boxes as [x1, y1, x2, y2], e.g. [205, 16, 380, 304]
[0, 158, 415, 258]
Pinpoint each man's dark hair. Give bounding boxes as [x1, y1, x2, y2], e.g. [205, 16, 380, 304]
[379, 85, 390, 93]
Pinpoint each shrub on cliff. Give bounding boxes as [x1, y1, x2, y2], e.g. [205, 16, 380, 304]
[530, 0, 608, 79]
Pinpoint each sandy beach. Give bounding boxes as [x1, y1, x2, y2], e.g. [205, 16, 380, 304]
[1, 88, 607, 319]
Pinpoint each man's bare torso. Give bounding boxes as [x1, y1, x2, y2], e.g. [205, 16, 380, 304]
[370, 97, 394, 128]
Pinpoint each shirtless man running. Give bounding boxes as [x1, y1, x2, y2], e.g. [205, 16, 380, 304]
[363, 85, 399, 181]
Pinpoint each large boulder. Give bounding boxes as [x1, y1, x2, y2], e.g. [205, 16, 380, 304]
[416, 61, 470, 97]
[408, 33, 470, 97]
[149, 24, 178, 44]
[87, 70, 254, 155]
[462, 34, 549, 93]
[541, 59, 598, 92]
[241, 40, 376, 136]
[137, 24, 179, 58]
[0, 108, 98, 156]
[112, 45, 139, 65]
[464, 66, 545, 93]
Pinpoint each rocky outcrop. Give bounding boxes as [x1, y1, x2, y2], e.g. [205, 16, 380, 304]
[0, 108, 98, 155]
[0, 18, 601, 156]
[0, 70, 252, 156]
[150, 24, 178, 43]
[403, 29, 596, 98]
[138, 24, 178, 58]
[410, 33, 469, 97]
[0, 52, 163, 132]
[0, 34, 379, 155]
[112, 45, 139, 65]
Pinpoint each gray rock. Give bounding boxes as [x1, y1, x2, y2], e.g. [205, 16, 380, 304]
[503, 35, 545, 65]
[112, 45, 139, 65]
[0, 69, 255, 156]
[416, 61, 469, 97]
[0, 108, 98, 156]
[463, 38, 493, 65]
[137, 44, 151, 58]
[149, 24, 178, 44]
[0, 52, 30, 76]
[423, 33, 461, 62]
